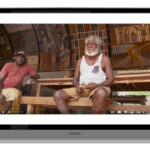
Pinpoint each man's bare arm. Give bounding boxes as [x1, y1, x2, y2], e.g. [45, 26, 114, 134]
[73, 58, 82, 87]
[99, 55, 114, 87]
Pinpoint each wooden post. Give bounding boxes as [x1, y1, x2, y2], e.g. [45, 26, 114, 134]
[27, 105, 34, 114]
[35, 83, 43, 114]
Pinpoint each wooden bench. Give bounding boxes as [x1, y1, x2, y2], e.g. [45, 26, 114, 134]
[20, 96, 150, 114]
[18, 77, 150, 114]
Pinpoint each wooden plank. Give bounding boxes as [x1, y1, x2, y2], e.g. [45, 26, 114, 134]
[34, 74, 150, 86]
[39, 82, 73, 86]
[21, 96, 150, 112]
[114, 79, 150, 84]
[36, 73, 150, 80]
[20, 96, 93, 107]
[107, 105, 150, 112]
[27, 72, 150, 88]
[20, 96, 150, 112]
[114, 70, 150, 75]
[112, 96, 146, 104]
[35, 84, 43, 113]
[114, 73, 150, 78]
[36, 78, 73, 82]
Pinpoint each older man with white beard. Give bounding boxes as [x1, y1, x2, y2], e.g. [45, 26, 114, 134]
[54, 35, 114, 114]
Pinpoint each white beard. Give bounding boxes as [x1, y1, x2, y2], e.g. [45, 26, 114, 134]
[85, 47, 99, 57]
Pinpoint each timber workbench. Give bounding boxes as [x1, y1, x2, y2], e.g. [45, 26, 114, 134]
[19, 74, 150, 114]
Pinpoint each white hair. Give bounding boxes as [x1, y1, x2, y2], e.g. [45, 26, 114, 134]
[84, 35, 102, 56]
[85, 35, 102, 48]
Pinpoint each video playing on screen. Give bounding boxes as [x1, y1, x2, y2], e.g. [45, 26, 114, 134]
[0, 24, 150, 114]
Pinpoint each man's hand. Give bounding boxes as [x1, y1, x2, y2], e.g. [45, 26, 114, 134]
[85, 82, 99, 90]
[0, 94, 5, 105]
[76, 85, 84, 95]
[30, 73, 40, 80]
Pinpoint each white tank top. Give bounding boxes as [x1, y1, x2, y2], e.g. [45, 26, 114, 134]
[79, 53, 106, 85]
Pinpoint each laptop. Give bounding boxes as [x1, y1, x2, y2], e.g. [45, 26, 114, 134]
[0, 8, 150, 142]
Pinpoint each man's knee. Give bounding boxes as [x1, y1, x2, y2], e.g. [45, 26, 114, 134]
[0, 101, 13, 114]
[54, 90, 62, 99]
[54, 90, 69, 101]
[94, 87, 108, 98]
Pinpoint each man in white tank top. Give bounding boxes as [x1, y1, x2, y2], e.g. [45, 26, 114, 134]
[54, 35, 114, 114]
